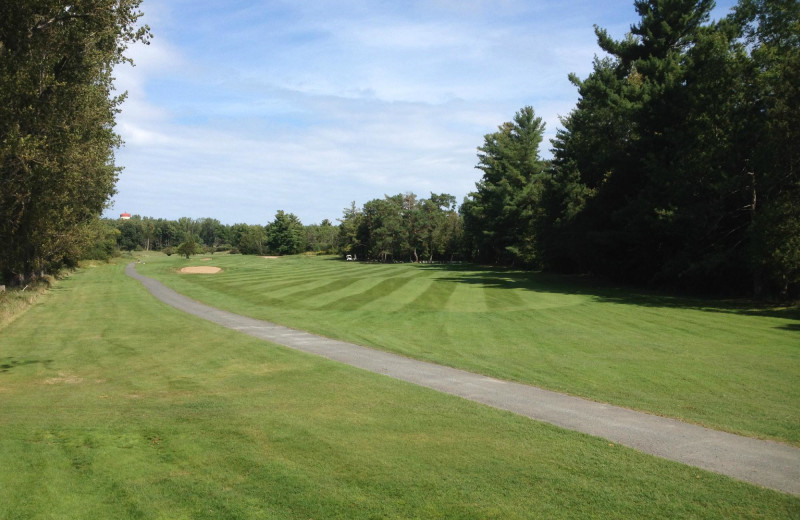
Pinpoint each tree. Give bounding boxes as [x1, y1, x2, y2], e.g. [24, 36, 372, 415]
[176, 237, 200, 259]
[421, 193, 458, 262]
[81, 219, 120, 261]
[402, 193, 423, 262]
[462, 106, 547, 266]
[305, 219, 338, 253]
[734, 0, 800, 297]
[543, 0, 751, 289]
[338, 194, 464, 263]
[118, 218, 143, 251]
[0, 0, 150, 284]
[237, 225, 266, 255]
[537, 0, 798, 297]
[266, 211, 305, 255]
[198, 217, 227, 247]
[337, 202, 364, 258]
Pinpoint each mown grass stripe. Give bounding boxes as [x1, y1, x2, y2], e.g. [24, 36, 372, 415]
[1, 260, 799, 516]
[406, 278, 459, 311]
[135, 253, 800, 446]
[317, 276, 418, 311]
[281, 277, 368, 307]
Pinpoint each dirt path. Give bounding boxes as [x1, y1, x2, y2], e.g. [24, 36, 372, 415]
[126, 263, 800, 496]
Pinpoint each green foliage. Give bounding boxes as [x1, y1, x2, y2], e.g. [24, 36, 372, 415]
[0, 0, 150, 284]
[305, 219, 338, 253]
[176, 238, 200, 259]
[337, 193, 462, 262]
[462, 106, 547, 266]
[734, 0, 800, 297]
[337, 202, 364, 257]
[536, 0, 799, 297]
[79, 219, 120, 261]
[237, 225, 266, 255]
[266, 210, 305, 255]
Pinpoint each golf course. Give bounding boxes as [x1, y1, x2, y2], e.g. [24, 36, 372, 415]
[1, 255, 798, 518]
[137, 253, 800, 445]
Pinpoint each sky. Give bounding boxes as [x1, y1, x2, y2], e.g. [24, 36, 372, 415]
[107, 0, 739, 225]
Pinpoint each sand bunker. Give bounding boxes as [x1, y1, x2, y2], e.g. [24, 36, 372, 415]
[261, 256, 280, 259]
[179, 266, 222, 274]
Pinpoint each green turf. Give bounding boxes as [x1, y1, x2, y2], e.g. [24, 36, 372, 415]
[136, 253, 800, 445]
[0, 265, 800, 519]
[0, 261, 798, 517]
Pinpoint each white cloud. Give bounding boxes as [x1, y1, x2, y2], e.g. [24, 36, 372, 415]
[107, 0, 740, 224]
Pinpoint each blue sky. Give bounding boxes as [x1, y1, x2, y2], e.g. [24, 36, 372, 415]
[107, 0, 738, 225]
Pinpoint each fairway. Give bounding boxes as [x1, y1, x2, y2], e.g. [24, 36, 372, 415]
[1, 261, 798, 518]
[137, 253, 800, 446]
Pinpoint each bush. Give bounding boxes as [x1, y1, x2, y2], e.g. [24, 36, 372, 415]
[163, 247, 175, 256]
[176, 240, 201, 259]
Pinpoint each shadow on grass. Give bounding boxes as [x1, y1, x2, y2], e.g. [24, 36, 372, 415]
[0, 357, 53, 374]
[412, 262, 800, 324]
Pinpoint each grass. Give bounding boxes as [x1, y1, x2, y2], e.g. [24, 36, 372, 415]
[136, 253, 800, 445]
[0, 260, 797, 518]
[0, 276, 56, 331]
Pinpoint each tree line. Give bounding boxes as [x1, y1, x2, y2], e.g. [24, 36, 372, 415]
[102, 211, 336, 257]
[461, 0, 798, 298]
[0, 0, 150, 285]
[100, 197, 462, 262]
[337, 193, 462, 263]
[3, 0, 796, 299]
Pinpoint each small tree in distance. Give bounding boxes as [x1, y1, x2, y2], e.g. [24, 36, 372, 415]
[176, 238, 200, 259]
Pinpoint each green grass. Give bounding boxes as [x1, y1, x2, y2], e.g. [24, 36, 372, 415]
[0, 261, 797, 518]
[0, 275, 56, 331]
[136, 253, 800, 445]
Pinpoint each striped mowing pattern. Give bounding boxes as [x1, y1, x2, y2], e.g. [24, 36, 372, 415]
[137, 254, 800, 446]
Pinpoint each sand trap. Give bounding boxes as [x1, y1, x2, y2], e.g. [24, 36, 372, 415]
[179, 266, 222, 274]
[261, 256, 280, 259]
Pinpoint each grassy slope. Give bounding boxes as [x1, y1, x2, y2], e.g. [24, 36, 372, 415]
[0, 262, 797, 518]
[137, 253, 800, 445]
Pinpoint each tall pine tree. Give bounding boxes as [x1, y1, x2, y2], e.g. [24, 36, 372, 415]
[462, 106, 547, 266]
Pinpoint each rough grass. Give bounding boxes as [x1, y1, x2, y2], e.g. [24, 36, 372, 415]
[0, 260, 797, 518]
[137, 253, 800, 445]
[0, 276, 56, 331]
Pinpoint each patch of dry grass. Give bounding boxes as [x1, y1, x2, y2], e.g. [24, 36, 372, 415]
[0, 279, 52, 331]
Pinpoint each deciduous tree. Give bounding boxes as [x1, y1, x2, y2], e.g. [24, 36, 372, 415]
[0, 0, 150, 283]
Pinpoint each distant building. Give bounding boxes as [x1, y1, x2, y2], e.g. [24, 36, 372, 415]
[120, 212, 131, 220]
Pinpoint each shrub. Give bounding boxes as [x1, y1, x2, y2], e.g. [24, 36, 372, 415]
[176, 240, 200, 259]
